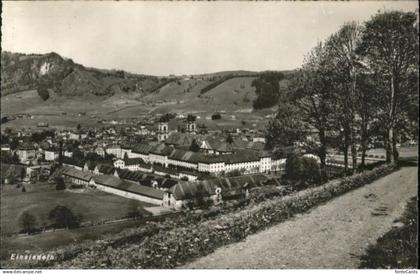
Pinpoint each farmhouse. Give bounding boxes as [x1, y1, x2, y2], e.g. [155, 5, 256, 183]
[62, 166, 95, 186]
[163, 173, 275, 210]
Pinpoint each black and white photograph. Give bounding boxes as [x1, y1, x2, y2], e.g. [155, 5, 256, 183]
[0, 1, 418, 271]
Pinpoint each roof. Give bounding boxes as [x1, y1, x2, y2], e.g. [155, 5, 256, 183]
[97, 164, 115, 174]
[168, 149, 203, 163]
[124, 157, 144, 166]
[150, 143, 174, 156]
[62, 166, 93, 182]
[62, 157, 85, 168]
[132, 143, 155, 154]
[168, 181, 216, 200]
[17, 144, 35, 151]
[93, 174, 164, 200]
[168, 173, 273, 200]
[206, 174, 272, 190]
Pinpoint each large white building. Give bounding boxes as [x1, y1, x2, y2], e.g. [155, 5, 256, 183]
[115, 143, 284, 175]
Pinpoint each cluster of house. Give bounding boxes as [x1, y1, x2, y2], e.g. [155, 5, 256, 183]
[61, 163, 280, 210]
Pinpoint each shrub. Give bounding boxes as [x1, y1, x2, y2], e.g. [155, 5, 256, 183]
[48, 205, 80, 229]
[284, 152, 321, 189]
[37, 86, 49, 101]
[211, 113, 222, 120]
[55, 177, 66, 190]
[19, 211, 38, 234]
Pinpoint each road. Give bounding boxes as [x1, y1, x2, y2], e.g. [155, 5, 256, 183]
[183, 166, 418, 269]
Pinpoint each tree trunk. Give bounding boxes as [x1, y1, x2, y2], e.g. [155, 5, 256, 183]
[343, 131, 349, 174]
[319, 128, 327, 179]
[392, 134, 399, 162]
[388, 75, 396, 164]
[351, 131, 357, 173]
[360, 137, 367, 168]
[343, 145, 349, 174]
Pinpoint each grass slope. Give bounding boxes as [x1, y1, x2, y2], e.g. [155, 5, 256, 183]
[0, 182, 152, 235]
[359, 196, 418, 269]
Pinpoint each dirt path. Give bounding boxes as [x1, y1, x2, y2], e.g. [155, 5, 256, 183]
[183, 167, 418, 269]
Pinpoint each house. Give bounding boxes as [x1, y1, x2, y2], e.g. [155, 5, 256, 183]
[163, 180, 218, 210]
[62, 157, 85, 170]
[93, 174, 164, 205]
[95, 147, 106, 157]
[45, 148, 59, 161]
[105, 145, 122, 158]
[1, 144, 11, 152]
[113, 158, 144, 171]
[64, 150, 73, 158]
[163, 173, 275, 210]
[62, 166, 95, 186]
[16, 144, 36, 163]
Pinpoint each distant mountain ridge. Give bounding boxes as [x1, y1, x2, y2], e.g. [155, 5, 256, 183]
[1, 51, 294, 118]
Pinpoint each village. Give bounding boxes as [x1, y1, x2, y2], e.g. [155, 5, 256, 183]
[1, 113, 302, 212]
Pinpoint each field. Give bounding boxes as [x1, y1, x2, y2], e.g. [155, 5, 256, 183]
[0, 182, 152, 235]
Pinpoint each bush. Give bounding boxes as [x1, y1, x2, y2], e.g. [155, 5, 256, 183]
[211, 113, 221, 120]
[37, 86, 49, 101]
[48, 205, 80, 229]
[284, 152, 321, 189]
[19, 211, 38, 234]
[55, 177, 66, 190]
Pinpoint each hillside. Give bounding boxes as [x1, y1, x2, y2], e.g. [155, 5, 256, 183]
[0, 51, 168, 97]
[1, 51, 294, 128]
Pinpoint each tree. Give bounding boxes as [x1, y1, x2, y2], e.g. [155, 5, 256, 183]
[48, 205, 80, 229]
[6, 172, 17, 185]
[265, 92, 307, 156]
[284, 152, 303, 183]
[301, 157, 322, 185]
[37, 85, 49, 101]
[358, 11, 419, 164]
[226, 134, 234, 145]
[211, 113, 221, 120]
[189, 139, 200, 152]
[290, 42, 336, 175]
[252, 72, 285, 109]
[284, 152, 322, 189]
[187, 114, 196, 122]
[325, 22, 363, 173]
[19, 211, 37, 234]
[55, 176, 66, 190]
[76, 124, 81, 130]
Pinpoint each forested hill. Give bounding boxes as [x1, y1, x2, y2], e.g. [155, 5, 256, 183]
[0, 51, 170, 97]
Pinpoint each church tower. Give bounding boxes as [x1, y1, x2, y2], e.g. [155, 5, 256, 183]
[186, 114, 197, 135]
[158, 122, 169, 142]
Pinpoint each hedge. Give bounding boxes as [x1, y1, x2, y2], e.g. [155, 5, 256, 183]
[17, 164, 397, 268]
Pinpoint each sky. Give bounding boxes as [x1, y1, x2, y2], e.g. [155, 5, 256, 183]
[2, 1, 418, 76]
